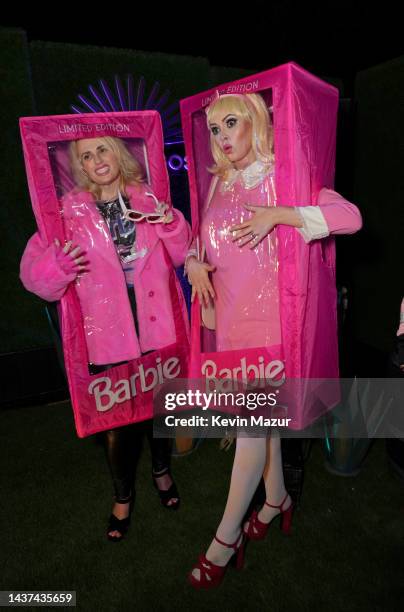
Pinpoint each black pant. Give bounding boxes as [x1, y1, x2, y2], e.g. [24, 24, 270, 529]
[98, 288, 173, 502]
[103, 420, 172, 503]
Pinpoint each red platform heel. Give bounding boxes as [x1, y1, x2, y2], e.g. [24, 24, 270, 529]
[188, 531, 245, 590]
[244, 492, 293, 541]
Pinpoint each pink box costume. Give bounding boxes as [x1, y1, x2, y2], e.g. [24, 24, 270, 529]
[19, 112, 191, 437]
[181, 63, 362, 429]
[182, 63, 363, 590]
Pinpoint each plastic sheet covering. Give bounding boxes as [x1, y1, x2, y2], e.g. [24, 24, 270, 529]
[180, 63, 340, 429]
[201, 162, 281, 352]
[20, 112, 189, 437]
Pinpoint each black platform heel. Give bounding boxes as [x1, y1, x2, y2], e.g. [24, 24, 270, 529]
[152, 468, 180, 510]
[107, 497, 133, 542]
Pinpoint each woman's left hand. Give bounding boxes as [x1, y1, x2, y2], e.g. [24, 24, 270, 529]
[230, 204, 280, 248]
[230, 204, 303, 248]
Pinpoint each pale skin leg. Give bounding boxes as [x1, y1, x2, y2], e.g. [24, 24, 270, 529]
[192, 436, 266, 581]
[244, 434, 291, 534]
[191, 434, 291, 581]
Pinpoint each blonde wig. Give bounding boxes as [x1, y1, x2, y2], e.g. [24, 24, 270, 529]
[69, 136, 144, 200]
[206, 93, 274, 178]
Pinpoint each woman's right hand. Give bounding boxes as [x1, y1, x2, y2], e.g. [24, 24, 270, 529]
[54, 239, 87, 276]
[186, 256, 216, 305]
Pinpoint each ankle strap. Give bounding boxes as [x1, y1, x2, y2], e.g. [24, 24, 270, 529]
[265, 492, 289, 512]
[114, 494, 132, 504]
[214, 531, 243, 551]
[152, 467, 169, 477]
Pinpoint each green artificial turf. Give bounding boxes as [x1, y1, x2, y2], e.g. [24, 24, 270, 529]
[0, 401, 403, 611]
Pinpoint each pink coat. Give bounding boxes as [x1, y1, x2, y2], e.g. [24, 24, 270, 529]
[20, 184, 192, 365]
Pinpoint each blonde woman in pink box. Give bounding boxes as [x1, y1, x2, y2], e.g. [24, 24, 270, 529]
[185, 92, 362, 589]
[21, 135, 191, 541]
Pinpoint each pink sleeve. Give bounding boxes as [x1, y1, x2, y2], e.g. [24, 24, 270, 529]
[155, 208, 192, 267]
[317, 188, 363, 235]
[20, 233, 77, 302]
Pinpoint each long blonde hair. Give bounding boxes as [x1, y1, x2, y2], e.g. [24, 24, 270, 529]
[69, 136, 144, 200]
[206, 93, 274, 178]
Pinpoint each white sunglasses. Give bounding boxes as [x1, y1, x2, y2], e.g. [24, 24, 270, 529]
[118, 191, 170, 224]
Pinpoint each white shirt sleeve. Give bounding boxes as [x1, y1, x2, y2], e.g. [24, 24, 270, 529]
[294, 206, 330, 243]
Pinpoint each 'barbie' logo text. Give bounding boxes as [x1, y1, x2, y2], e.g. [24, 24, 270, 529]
[201, 356, 285, 392]
[88, 356, 181, 412]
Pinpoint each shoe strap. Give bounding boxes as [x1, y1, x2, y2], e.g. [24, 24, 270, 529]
[264, 491, 290, 512]
[113, 495, 132, 504]
[152, 467, 170, 478]
[108, 513, 130, 529]
[214, 531, 243, 551]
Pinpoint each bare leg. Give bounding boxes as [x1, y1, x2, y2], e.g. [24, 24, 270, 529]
[192, 436, 266, 581]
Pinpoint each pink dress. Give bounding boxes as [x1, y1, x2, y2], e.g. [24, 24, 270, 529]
[201, 161, 282, 352]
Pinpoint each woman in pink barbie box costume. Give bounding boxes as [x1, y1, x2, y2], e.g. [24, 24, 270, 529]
[185, 92, 362, 588]
[20, 136, 192, 541]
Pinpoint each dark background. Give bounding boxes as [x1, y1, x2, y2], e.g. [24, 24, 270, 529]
[3, 3, 403, 96]
[0, 16, 403, 610]
[1, 9, 403, 404]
